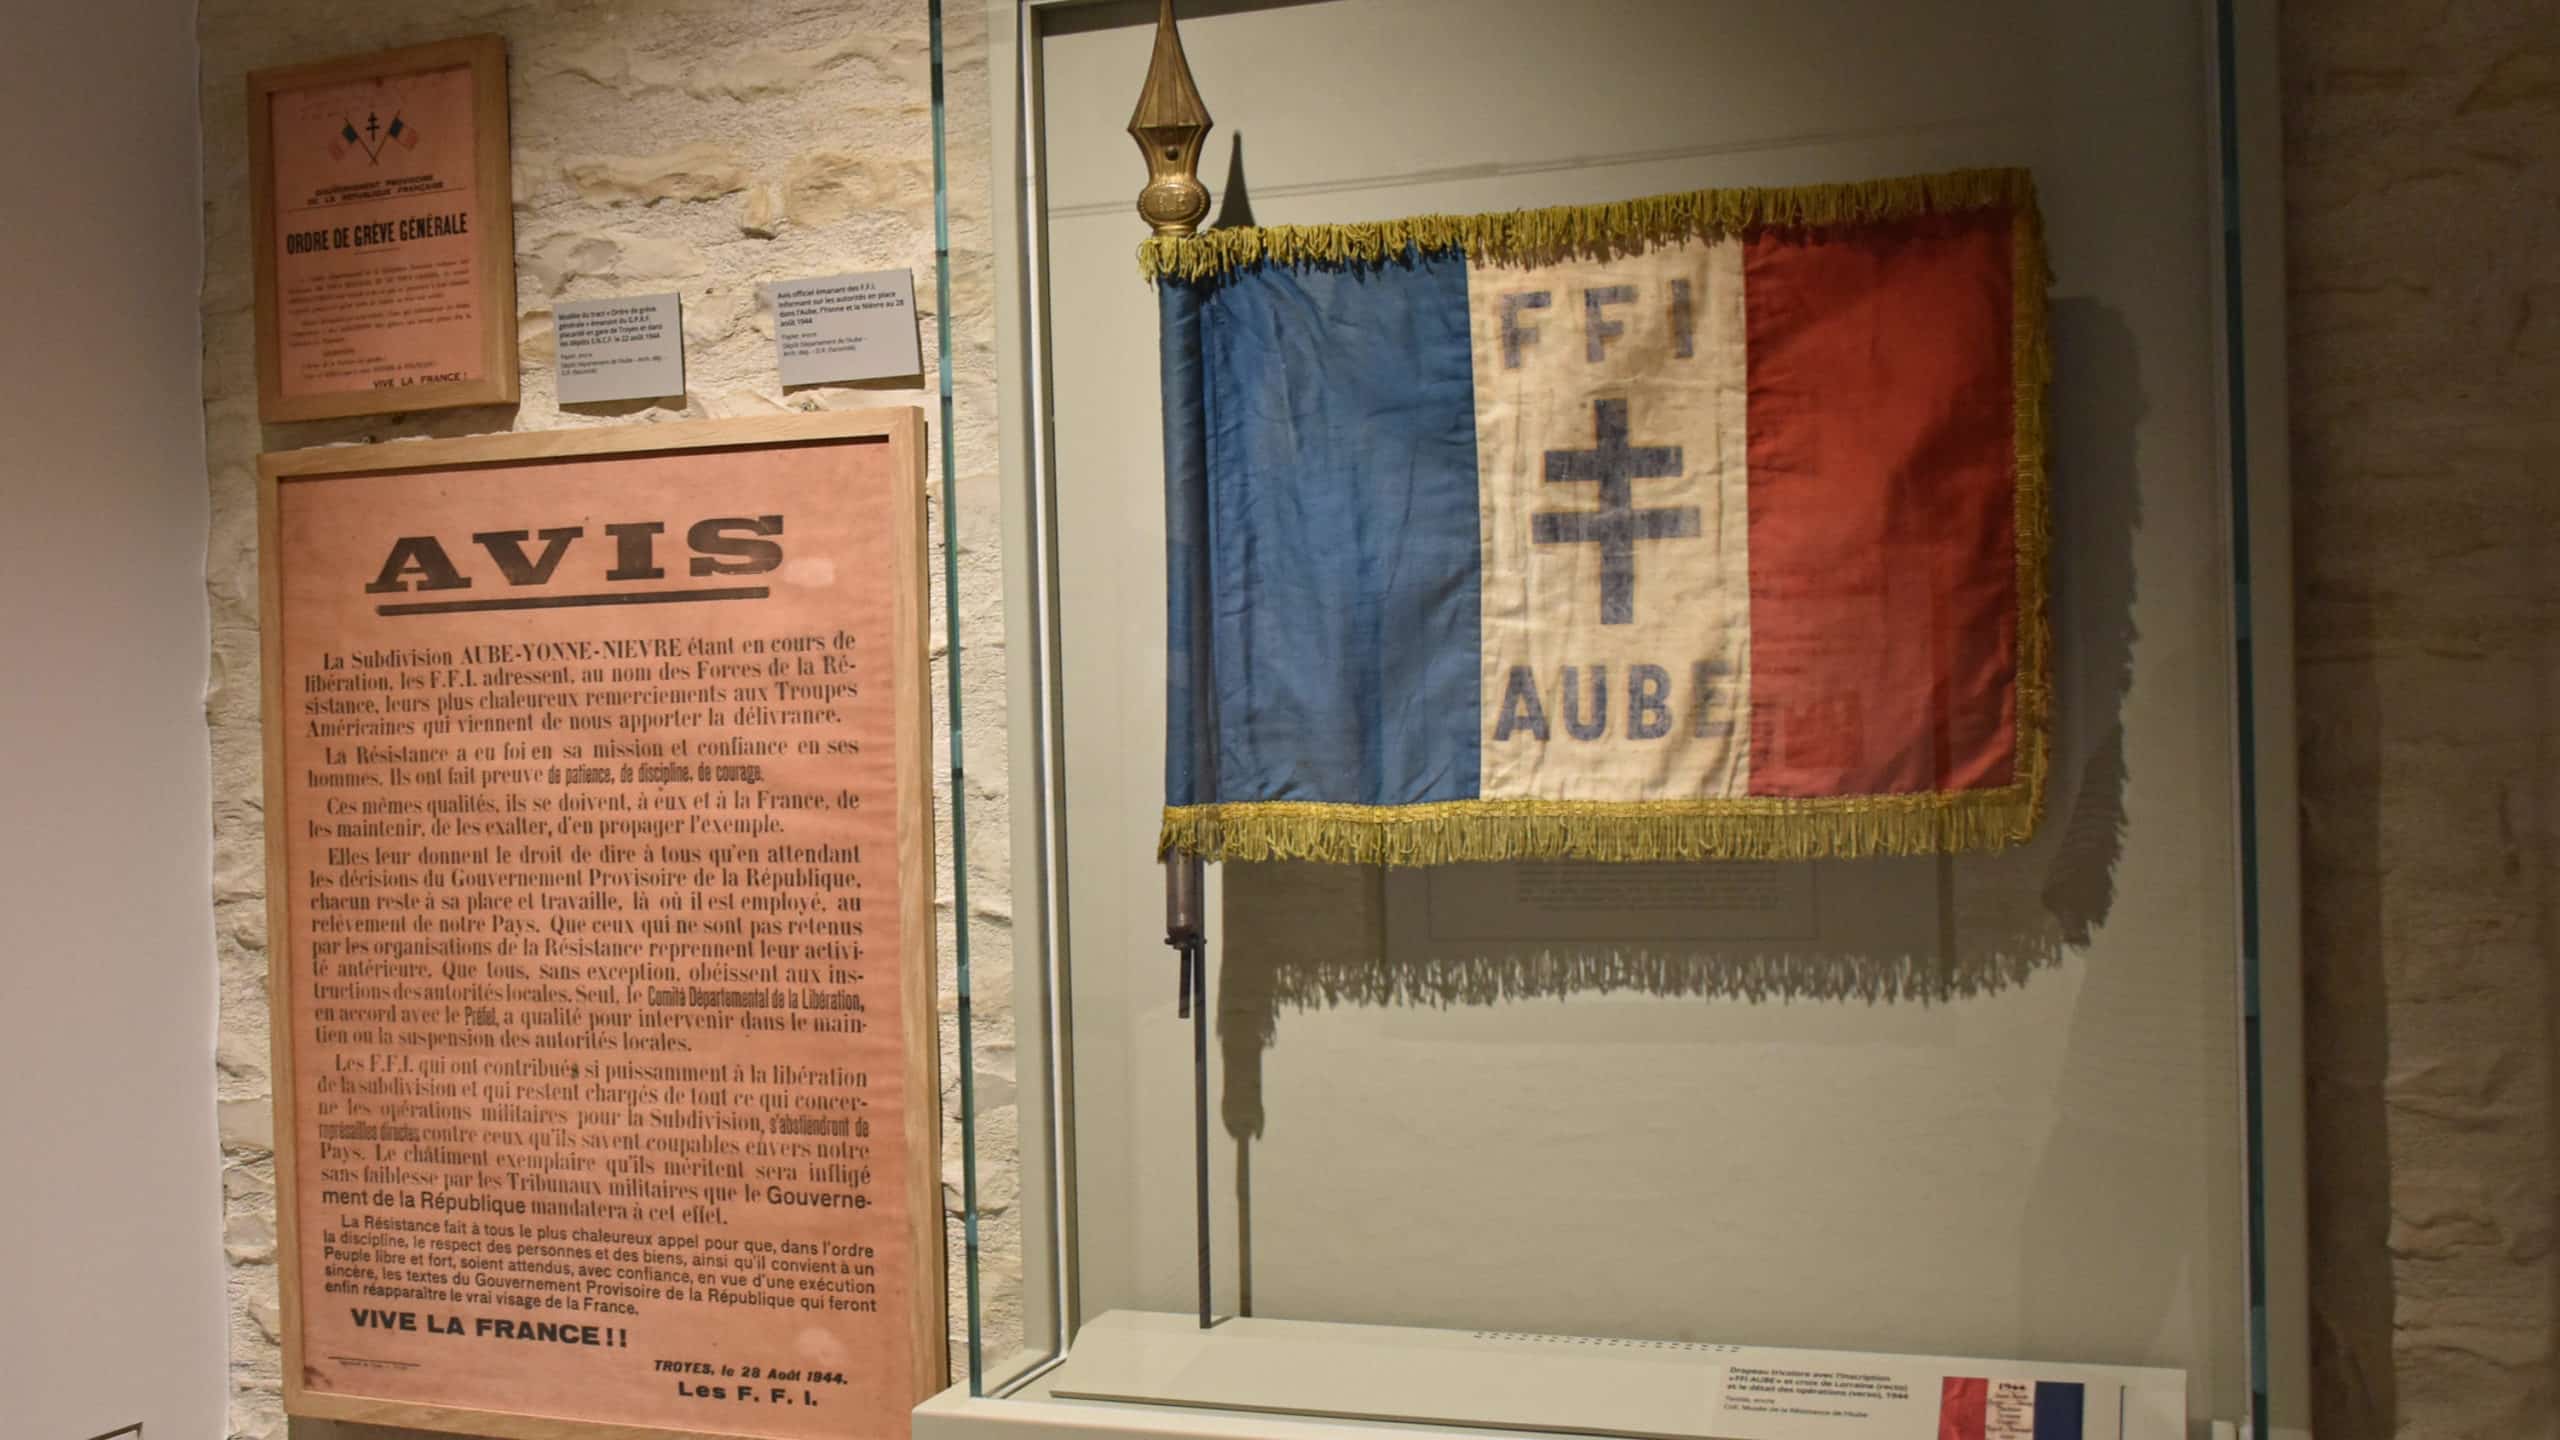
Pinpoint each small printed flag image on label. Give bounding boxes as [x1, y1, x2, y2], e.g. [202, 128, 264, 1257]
[1939, 1376, 2084, 1440]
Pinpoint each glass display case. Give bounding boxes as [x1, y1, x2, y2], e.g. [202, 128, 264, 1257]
[922, 3, 2305, 1438]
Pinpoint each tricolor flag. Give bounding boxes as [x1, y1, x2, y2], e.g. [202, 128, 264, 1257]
[1939, 1377, 2086, 1440]
[1154, 169, 2050, 866]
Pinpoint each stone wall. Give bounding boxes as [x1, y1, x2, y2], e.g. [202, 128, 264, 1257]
[194, 3, 1012, 1435]
[2284, 0, 2560, 1434]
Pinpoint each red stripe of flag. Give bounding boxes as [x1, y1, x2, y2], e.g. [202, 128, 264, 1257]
[1939, 1376, 1989, 1440]
[1742, 210, 2020, 798]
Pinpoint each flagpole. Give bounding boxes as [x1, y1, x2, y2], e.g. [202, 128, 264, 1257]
[1133, 0, 1216, 1332]
[1168, 860, 1211, 1331]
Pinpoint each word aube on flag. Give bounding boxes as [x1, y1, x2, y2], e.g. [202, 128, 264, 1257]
[1152, 169, 2052, 867]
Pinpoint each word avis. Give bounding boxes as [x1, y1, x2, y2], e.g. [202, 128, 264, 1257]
[365, 516, 785, 594]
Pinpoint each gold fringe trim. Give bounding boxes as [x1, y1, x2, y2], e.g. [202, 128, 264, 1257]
[1139, 167, 2038, 280]
[1152, 167, 2053, 866]
[1163, 789, 2042, 866]
[2008, 170, 2055, 868]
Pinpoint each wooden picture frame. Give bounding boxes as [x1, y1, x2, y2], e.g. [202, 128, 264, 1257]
[248, 35, 519, 421]
[259, 411, 944, 1439]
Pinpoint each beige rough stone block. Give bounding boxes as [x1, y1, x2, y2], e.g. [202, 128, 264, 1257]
[547, 39, 640, 94]
[224, 1211, 277, 1265]
[698, 389, 786, 420]
[2289, 1, 2560, 1435]
[520, 310, 556, 366]
[682, 288, 746, 348]
[216, 897, 268, 958]
[603, 231, 708, 284]
[223, 1159, 274, 1201]
[784, 148, 934, 228]
[565, 142, 748, 204]
[946, 248, 995, 332]
[217, 1098, 272, 1155]
[688, 39, 895, 103]
[522, 232, 624, 296]
[215, 1027, 267, 1082]
[2458, 48, 2557, 114]
[742, 183, 783, 237]
[226, 1394, 282, 1440]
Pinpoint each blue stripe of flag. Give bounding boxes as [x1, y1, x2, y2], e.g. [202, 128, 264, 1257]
[2033, 1381, 2085, 1439]
[1163, 252, 1483, 807]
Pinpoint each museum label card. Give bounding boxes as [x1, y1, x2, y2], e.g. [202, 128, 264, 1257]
[1053, 1313, 2184, 1440]
[555, 293, 686, 404]
[258, 414, 945, 1440]
[772, 271, 922, 386]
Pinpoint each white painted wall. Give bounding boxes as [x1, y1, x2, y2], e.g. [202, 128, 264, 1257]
[0, 3, 224, 1437]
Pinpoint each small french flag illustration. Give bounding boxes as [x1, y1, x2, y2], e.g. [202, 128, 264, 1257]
[1939, 1377, 2084, 1440]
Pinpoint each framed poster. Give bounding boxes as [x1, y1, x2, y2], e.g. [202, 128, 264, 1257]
[258, 411, 944, 1439]
[248, 35, 519, 421]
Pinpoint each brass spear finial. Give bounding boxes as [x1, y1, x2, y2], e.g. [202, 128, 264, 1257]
[1129, 0, 1212, 237]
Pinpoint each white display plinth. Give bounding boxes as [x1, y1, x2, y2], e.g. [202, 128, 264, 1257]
[916, 1312, 2187, 1440]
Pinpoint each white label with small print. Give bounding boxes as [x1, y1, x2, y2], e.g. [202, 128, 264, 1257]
[772, 270, 922, 385]
[554, 292, 685, 404]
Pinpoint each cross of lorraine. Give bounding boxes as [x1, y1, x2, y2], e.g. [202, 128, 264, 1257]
[1532, 398, 1700, 625]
